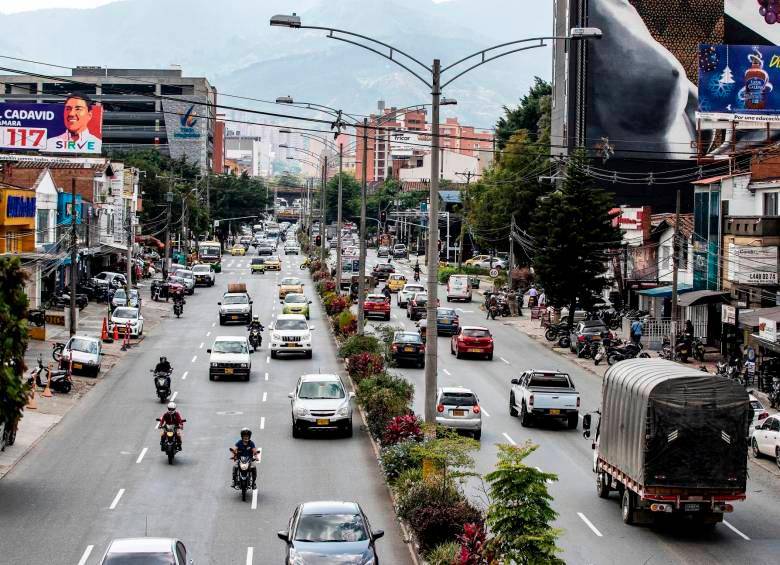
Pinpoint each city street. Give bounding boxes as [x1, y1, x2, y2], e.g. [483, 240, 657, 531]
[0, 253, 411, 565]
[368, 252, 780, 565]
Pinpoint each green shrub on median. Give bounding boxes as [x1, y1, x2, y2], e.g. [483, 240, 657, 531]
[338, 334, 382, 357]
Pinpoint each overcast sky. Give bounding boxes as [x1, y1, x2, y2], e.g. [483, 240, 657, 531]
[1, 0, 122, 13]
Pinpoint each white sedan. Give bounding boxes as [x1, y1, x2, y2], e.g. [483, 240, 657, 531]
[751, 414, 780, 468]
[110, 307, 144, 337]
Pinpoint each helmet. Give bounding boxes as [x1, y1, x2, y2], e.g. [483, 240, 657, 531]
[160, 356, 167, 363]
[253, 316, 260, 323]
[240, 427, 252, 439]
[167, 402, 176, 412]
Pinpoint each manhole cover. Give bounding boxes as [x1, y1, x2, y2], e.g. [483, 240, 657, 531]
[216, 410, 244, 416]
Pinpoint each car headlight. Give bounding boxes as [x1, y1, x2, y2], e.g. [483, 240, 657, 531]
[240, 363, 248, 368]
[296, 406, 309, 416]
[211, 362, 218, 367]
[273, 332, 283, 340]
[336, 405, 349, 417]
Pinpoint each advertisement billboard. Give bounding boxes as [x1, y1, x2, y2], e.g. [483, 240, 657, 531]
[727, 243, 778, 284]
[0, 99, 103, 154]
[162, 97, 207, 169]
[389, 131, 429, 157]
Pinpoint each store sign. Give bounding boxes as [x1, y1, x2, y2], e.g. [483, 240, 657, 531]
[6, 195, 36, 217]
[722, 304, 736, 326]
[759, 317, 777, 343]
[728, 244, 778, 285]
[390, 131, 430, 157]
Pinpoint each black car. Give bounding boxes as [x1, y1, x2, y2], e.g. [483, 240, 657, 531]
[407, 293, 428, 321]
[392, 331, 425, 368]
[372, 263, 395, 281]
[257, 245, 274, 256]
[569, 320, 609, 353]
[278, 501, 383, 565]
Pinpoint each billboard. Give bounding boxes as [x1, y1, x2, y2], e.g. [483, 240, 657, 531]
[727, 243, 778, 284]
[162, 97, 207, 169]
[0, 100, 103, 154]
[389, 131, 429, 157]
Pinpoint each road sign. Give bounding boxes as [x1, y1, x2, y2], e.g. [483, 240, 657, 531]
[489, 268, 499, 278]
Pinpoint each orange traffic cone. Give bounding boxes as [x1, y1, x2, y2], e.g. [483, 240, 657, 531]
[42, 363, 53, 398]
[113, 323, 119, 341]
[101, 318, 113, 343]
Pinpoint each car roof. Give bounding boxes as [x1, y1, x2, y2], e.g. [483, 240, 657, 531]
[367, 293, 386, 299]
[460, 325, 489, 330]
[113, 307, 139, 313]
[439, 386, 475, 394]
[300, 373, 340, 383]
[389, 274, 406, 278]
[300, 500, 360, 515]
[281, 277, 302, 283]
[403, 284, 424, 289]
[106, 538, 175, 553]
[277, 314, 307, 320]
[214, 335, 247, 342]
[69, 335, 100, 343]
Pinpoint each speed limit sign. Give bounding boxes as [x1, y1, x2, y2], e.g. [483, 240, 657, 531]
[489, 268, 499, 278]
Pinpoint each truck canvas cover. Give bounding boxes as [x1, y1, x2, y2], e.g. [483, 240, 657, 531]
[601, 359, 749, 490]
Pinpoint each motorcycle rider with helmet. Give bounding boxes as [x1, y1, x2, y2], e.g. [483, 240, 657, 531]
[154, 355, 172, 375]
[230, 427, 258, 490]
[158, 401, 184, 451]
[413, 260, 421, 282]
[172, 286, 186, 313]
[247, 316, 264, 350]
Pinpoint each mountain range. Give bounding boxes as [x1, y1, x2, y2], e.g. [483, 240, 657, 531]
[0, 0, 552, 128]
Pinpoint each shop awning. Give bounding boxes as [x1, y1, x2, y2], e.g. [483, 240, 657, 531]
[677, 290, 730, 307]
[739, 307, 780, 329]
[637, 284, 693, 298]
[751, 334, 780, 355]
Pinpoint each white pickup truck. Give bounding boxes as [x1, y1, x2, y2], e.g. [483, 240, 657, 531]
[509, 370, 580, 429]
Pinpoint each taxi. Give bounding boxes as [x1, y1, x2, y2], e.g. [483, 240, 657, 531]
[250, 257, 266, 274]
[387, 273, 407, 292]
[264, 256, 282, 271]
[279, 276, 305, 299]
[282, 293, 311, 319]
[230, 244, 246, 256]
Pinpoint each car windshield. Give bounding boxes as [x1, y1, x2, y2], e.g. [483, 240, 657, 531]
[366, 296, 386, 303]
[294, 513, 368, 543]
[285, 294, 307, 304]
[751, 400, 763, 412]
[298, 381, 345, 399]
[268, 257, 280, 262]
[395, 333, 421, 344]
[113, 308, 137, 319]
[528, 374, 571, 388]
[251, 259, 265, 265]
[404, 286, 424, 294]
[95, 273, 109, 280]
[438, 309, 457, 318]
[68, 338, 98, 354]
[129, 291, 138, 299]
[103, 553, 175, 564]
[193, 265, 210, 273]
[440, 392, 477, 406]
[281, 278, 301, 285]
[462, 329, 490, 338]
[176, 271, 193, 279]
[276, 319, 308, 331]
[213, 341, 248, 354]
[223, 295, 248, 304]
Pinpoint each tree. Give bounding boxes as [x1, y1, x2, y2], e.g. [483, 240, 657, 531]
[325, 172, 361, 224]
[0, 258, 31, 433]
[485, 443, 563, 565]
[529, 150, 621, 326]
[494, 77, 551, 150]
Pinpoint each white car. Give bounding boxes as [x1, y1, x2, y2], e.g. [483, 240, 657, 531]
[398, 283, 425, 308]
[749, 393, 770, 434]
[192, 263, 216, 286]
[751, 414, 780, 468]
[110, 307, 144, 337]
[99, 538, 191, 565]
[284, 242, 300, 255]
[289, 373, 354, 437]
[207, 336, 251, 381]
[60, 335, 102, 376]
[270, 314, 314, 359]
[174, 269, 196, 295]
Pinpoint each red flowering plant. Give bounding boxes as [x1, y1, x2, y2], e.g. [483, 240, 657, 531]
[382, 414, 423, 446]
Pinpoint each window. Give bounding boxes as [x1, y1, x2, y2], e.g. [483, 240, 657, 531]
[36, 209, 53, 245]
[764, 192, 778, 216]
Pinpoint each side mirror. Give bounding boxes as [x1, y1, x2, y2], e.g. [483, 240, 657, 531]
[309, 327, 316, 331]
[349, 391, 356, 399]
[372, 529, 385, 540]
[583, 430, 591, 439]
[288, 392, 295, 399]
[206, 349, 212, 354]
[249, 301, 253, 305]
[582, 414, 591, 431]
[308, 300, 312, 304]
[217, 302, 222, 305]
[182, 419, 187, 423]
[277, 531, 289, 542]
[155, 418, 161, 422]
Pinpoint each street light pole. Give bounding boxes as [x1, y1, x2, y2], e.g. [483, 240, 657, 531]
[336, 142, 344, 293]
[321, 155, 328, 264]
[357, 118, 369, 334]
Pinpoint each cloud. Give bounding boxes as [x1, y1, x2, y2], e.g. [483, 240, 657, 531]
[0, 0, 123, 14]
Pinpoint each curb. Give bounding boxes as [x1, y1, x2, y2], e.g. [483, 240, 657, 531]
[0, 415, 60, 481]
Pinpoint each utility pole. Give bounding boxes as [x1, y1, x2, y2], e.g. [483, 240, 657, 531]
[457, 170, 472, 267]
[163, 189, 173, 279]
[336, 142, 344, 293]
[69, 178, 77, 337]
[357, 118, 369, 334]
[670, 189, 681, 356]
[320, 155, 328, 264]
[509, 214, 516, 273]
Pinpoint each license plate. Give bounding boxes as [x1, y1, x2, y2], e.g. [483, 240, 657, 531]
[684, 503, 701, 512]
[231, 315, 238, 320]
[452, 410, 466, 416]
[73, 362, 83, 369]
[468, 348, 481, 353]
[549, 409, 560, 415]
[316, 419, 330, 426]
[224, 368, 233, 374]
[441, 319, 450, 324]
[284, 343, 301, 348]
[404, 346, 414, 352]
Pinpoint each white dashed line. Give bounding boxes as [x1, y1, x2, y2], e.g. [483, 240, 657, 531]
[442, 368, 451, 376]
[170, 391, 178, 402]
[260, 417, 265, 430]
[262, 392, 267, 402]
[502, 432, 517, 445]
[136, 447, 148, 464]
[109, 488, 125, 510]
[212, 322, 216, 327]
[199, 342, 204, 349]
[191, 355, 197, 363]
[181, 371, 188, 380]
[246, 546, 254, 565]
[251, 489, 259, 510]
[577, 512, 603, 537]
[500, 356, 510, 365]
[206, 331, 211, 337]
[481, 408, 491, 417]
[724, 520, 751, 541]
[266, 356, 270, 363]
[264, 372, 269, 381]
[77, 545, 94, 565]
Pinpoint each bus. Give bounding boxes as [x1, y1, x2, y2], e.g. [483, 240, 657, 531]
[197, 240, 222, 272]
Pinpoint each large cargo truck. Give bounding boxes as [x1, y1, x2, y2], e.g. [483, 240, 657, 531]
[583, 358, 750, 527]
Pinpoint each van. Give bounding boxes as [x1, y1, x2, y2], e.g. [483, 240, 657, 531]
[446, 274, 472, 302]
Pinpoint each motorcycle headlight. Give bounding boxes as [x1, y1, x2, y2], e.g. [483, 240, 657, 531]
[296, 406, 310, 416]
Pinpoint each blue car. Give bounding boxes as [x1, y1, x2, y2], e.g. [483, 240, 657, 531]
[436, 307, 460, 336]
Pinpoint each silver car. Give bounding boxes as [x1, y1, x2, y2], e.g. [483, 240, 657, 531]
[289, 374, 354, 437]
[174, 269, 196, 295]
[436, 386, 482, 440]
[99, 537, 191, 564]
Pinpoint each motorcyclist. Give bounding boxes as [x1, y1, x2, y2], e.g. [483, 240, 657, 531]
[154, 356, 172, 375]
[172, 286, 186, 312]
[382, 284, 392, 300]
[486, 293, 498, 319]
[247, 316, 264, 350]
[158, 401, 184, 451]
[230, 427, 258, 490]
[413, 261, 421, 281]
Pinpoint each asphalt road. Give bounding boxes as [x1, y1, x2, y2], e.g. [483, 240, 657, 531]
[368, 251, 780, 565]
[0, 250, 411, 565]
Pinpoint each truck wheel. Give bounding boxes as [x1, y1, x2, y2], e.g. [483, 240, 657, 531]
[509, 393, 518, 417]
[567, 413, 578, 430]
[596, 472, 610, 499]
[520, 403, 532, 427]
[621, 489, 636, 525]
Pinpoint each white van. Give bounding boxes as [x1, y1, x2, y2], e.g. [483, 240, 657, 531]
[446, 274, 472, 302]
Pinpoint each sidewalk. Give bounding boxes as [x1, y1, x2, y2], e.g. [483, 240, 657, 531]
[1, 291, 170, 480]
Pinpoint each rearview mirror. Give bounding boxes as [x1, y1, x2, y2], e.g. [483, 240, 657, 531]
[206, 349, 212, 354]
[288, 392, 295, 399]
[349, 391, 356, 399]
[583, 430, 591, 439]
[510, 378, 519, 385]
[217, 302, 222, 305]
[277, 530, 289, 542]
[309, 327, 315, 331]
[582, 414, 591, 431]
[372, 529, 385, 540]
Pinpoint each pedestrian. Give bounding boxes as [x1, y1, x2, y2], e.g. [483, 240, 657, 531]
[630, 318, 643, 346]
[528, 285, 539, 308]
[538, 290, 546, 307]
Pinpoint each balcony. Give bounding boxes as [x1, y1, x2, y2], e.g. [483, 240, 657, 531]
[724, 216, 780, 237]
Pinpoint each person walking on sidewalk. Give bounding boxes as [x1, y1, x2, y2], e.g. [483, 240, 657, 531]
[630, 318, 643, 346]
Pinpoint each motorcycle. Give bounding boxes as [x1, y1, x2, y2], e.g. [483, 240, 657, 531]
[151, 369, 172, 402]
[51, 341, 65, 362]
[488, 302, 499, 320]
[660, 335, 692, 363]
[413, 270, 421, 282]
[234, 454, 255, 501]
[497, 296, 511, 317]
[544, 322, 571, 342]
[173, 299, 184, 318]
[157, 421, 184, 465]
[28, 355, 72, 393]
[578, 340, 599, 360]
[692, 337, 706, 363]
[248, 327, 263, 351]
[607, 341, 649, 365]
[45, 290, 88, 311]
[27, 308, 45, 327]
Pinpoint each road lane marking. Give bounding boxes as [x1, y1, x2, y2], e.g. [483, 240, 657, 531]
[246, 546, 254, 565]
[199, 342, 204, 349]
[577, 512, 603, 537]
[502, 432, 517, 445]
[262, 392, 267, 402]
[206, 331, 211, 337]
[443, 368, 451, 376]
[170, 391, 178, 402]
[155, 421, 159, 429]
[136, 448, 148, 464]
[724, 520, 751, 540]
[212, 322, 216, 327]
[191, 355, 197, 363]
[77, 545, 94, 565]
[500, 356, 510, 365]
[481, 408, 491, 417]
[266, 356, 270, 363]
[265, 372, 269, 381]
[109, 488, 125, 510]
[182, 371, 188, 380]
[260, 417, 265, 430]
[251, 489, 259, 510]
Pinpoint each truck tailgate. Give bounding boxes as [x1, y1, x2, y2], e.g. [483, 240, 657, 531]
[529, 388, 579, 410]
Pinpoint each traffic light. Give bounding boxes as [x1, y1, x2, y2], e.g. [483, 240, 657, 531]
[315, 235, 322, 246]
[380, 211, 387, 223]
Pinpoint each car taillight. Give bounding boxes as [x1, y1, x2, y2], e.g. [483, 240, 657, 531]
[437, 404, 445, 413]
[529, 394, 534, 406]
[577, 335, 585, 342]
[391, 344, 398, 352]
[759, 411, 769, 420]
[576, 397, 581, 408]
[472, 405, 481, 414]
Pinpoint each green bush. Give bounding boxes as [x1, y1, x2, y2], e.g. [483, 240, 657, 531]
[396, 476, 460, 522]
[338, 334, 382, 358]
[380, 440, 423, 482]
[408, 499, 483, 552]
[425, 542, 459, 565]
[356, 372, 414, 438]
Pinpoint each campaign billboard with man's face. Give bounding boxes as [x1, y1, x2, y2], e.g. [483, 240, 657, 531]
[0, 98, 103, 154]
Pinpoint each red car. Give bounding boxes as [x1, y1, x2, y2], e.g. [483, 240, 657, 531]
[364, 293, 391, 321]
[451, 325, 494, 360]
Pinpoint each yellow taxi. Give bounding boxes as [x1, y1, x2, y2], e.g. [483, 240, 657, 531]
[264, 255, 282, 271]
[464, 254, 490, 267]
[387, 273, 407, 292]
[282, 293, 311, 319]
[278, 276, 305, 299]
[230, 245, 246, 256]
[250, 257, 266, 274]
